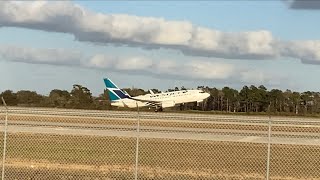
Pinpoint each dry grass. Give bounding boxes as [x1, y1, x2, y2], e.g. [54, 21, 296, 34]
[8, 114, 136, 126]
[0, 133, 319, 179]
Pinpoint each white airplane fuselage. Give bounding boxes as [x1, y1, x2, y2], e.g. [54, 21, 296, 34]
[111, 90, 210, 108]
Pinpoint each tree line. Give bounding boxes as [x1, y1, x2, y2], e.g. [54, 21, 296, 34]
[1, 84, 319, 115]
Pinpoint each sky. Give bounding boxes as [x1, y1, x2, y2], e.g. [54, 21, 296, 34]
[0, 0, 320, 96]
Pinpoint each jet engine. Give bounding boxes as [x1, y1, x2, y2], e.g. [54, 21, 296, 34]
[161, 101, 175, 108]
[197, 100, 203, 106]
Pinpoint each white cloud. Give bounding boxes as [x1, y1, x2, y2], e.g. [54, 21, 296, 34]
[240, 70, 269, 84]
[1, 1, 319, 64]
[279, 41, 320, 64]
[87, 54, 234, 80]
[115, 57, 153, 71]
[0, 45, 82, 66]
[0, 44, 279, 86]
[87, 55, 154, 71]
[285, 0, 320, 9]
[183, 61, 234, 80]
[87, 54, 116, 68]
[239, 69, 288, 87]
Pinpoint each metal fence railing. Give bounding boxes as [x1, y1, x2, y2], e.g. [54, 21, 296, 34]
[0, 105, 319, 179]
[0, 98, 8, 180]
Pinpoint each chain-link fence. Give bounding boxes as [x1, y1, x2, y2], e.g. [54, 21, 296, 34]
[0, 105, 320, 179]
[0, 98, 7, 180]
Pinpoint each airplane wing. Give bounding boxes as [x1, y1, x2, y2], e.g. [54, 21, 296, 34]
[128, 97, 162, 108]
[128, 97, 161, 103]
[128, 97, 175, 108]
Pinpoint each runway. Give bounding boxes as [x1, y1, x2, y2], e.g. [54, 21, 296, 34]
[1, 107, 320, 146]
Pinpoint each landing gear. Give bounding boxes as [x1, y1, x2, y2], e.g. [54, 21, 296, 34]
[155, 107, 163, 112]
[180, 103, 185, 111]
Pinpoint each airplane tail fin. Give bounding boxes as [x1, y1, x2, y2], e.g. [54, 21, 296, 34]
[103, 78, 130, 101]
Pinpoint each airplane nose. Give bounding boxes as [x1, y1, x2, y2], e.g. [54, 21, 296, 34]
[204, 93, 210, 99]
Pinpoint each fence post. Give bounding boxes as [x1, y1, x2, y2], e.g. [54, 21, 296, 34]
[1, 97, 8, 180]
[266, 103, 272, 180]
[134, 102, 141, 180]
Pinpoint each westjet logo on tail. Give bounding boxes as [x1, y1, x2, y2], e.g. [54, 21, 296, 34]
[104, 78, 130, 101]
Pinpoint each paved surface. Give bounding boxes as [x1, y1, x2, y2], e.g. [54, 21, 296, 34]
[0, 107, 319, 146]
[1, 124, 319, 146]
[4, 106, 320, 122]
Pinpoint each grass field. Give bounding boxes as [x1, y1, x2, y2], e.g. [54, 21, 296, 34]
[0, 133, 318, 179]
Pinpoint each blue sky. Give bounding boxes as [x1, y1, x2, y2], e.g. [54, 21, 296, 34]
[0, 1, 320, 96]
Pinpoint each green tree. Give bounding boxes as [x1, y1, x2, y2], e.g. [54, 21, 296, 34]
[247, 85, 267, 112]
[208, 87, 220, 111]
[222, 87, 238, 112]
[150, 89, 161, 93]
[93, 89, 112, 110]
[288, 91, 300, 114]
[16, 90, 44, 106]
[166, 88, 175, 92]
[257, 85, 268, 112]
[312, 93, 320, 113]
[0, 90, 18, 106]
[69, 84, 93, 109]
[300, 91, 313, 114]
[49, 89, 71, 108]
[268, 89, 284, 112]
[239, 86, 250, 112]
[123, 88, 147, 96]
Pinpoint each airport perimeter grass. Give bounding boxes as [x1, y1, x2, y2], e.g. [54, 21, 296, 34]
[0, 133, 319, 179]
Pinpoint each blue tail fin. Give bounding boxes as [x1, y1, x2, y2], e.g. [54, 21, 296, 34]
[103, 78, 130, 101]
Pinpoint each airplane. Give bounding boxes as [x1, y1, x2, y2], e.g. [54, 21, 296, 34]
[104, 78, 210, 112]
